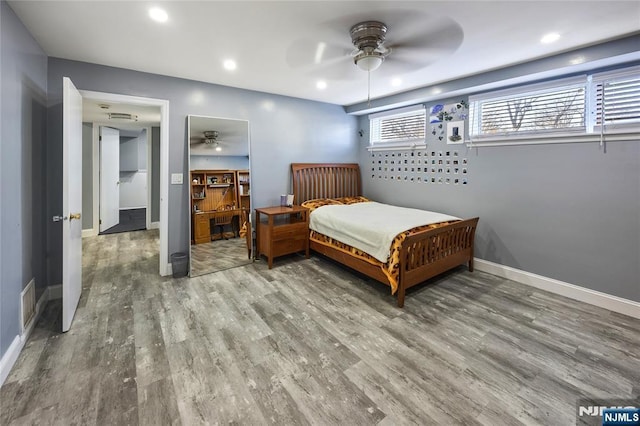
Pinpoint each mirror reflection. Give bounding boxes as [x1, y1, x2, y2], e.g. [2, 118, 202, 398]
[188, 115, 252, 277]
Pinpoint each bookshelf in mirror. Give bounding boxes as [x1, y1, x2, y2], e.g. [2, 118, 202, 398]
[190, 170, 237, 213]
[236, 169, 250, 211]
[190, 169, 250, 244]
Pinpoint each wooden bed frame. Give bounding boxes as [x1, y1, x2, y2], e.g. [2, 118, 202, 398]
[291, 163, 479, 308]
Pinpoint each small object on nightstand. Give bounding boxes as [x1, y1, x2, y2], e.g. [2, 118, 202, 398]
[255, 205, 309, 269]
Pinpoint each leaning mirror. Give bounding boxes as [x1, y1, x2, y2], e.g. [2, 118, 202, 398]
[188, 115, 252, 277]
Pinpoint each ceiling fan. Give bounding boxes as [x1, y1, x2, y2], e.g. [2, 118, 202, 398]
[349, 21, 391, 72]
[286, 11, 463, 86]
[192, 130, 222, 151]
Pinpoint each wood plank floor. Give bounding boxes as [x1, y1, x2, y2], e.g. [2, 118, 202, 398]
[190, 237, 251, 277]
[1, 230, 638, 425]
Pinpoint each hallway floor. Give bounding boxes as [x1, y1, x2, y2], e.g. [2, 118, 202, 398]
[100, 208, 146, 235]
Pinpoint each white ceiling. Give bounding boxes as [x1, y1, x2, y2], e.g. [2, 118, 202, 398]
[8, 1, 640, 106]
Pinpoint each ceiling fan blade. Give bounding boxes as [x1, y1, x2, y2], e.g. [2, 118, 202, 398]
[385, 16, 463, 52]
[390, 46, 457, 68]
[286, 38, 352, 69]
[380, 17, 463, 72]
[308, 60, 360, 81]
[378, 57, 428, 75]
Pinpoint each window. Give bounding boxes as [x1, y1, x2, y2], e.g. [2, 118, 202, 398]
[469, 76, 587, 139]
[591, 67, 640, 130]
[369, 104, 426, 149]
[469, 65, 640, 145]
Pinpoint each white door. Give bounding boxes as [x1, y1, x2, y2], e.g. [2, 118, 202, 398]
[99, 126, 120, 232]
[62, 77, 83, 332]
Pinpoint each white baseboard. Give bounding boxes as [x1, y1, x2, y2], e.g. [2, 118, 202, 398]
[1, 285, 50, 387]
[474, 258, 640, 319]
[0, 335, 22, 387]
[82, 228, 98, 238]
[149, 221, 160, 230]
[165, 262, 172, 277]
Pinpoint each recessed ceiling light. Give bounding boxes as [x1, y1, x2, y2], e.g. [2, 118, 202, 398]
[223, 59, 237, 71]
[391, 78, 402, 87]
[316, 80, 327, 90]
[432, 88, 442, 95]
[149, 7, 168, 23]
[215, 146, 222, 152]
[540, 32, 560, 44]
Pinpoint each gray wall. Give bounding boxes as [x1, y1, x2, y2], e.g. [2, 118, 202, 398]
[81, 123, 93, 229]
[1, 1, 48, 357]
[358, 93, 640, 303]
[46, 58, 359, 284]
[190, 155, 250, 170]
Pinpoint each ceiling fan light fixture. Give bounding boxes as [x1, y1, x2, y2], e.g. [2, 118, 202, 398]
[354, 51, 384, 71]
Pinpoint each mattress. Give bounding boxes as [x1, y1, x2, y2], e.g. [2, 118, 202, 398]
[302, 197, 459, 293]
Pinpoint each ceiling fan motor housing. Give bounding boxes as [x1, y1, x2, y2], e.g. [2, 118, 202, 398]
[203, 130, 219, 144]
[350, 21, 387, 52]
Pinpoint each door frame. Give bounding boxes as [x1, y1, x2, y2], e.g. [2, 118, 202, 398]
[145, 126, 153, 230]
[80, 90, 170, 276]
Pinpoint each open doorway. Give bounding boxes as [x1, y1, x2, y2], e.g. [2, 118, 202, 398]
[98, 126, 151, 235]
[79, 90, 170, 276]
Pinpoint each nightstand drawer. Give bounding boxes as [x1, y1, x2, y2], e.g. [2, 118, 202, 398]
[272, 222, 308, 240]
[272, 237, 306, 257]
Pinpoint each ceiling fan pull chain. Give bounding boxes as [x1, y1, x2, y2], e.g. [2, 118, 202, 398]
[367, 69, 371, 107]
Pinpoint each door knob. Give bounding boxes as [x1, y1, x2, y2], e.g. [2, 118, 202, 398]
[69, 213, 82, 220]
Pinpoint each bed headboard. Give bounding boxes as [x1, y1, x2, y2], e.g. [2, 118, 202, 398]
[291, 163, 362, 203]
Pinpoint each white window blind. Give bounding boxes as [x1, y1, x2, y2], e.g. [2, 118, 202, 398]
[369, 104, 426, 147]
[592, 66, 640, 129]
[469, 76, 586, 139]
[467, 65, 640, 145]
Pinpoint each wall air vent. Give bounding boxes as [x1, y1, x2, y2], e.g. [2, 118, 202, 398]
[108, 112, 138, 121]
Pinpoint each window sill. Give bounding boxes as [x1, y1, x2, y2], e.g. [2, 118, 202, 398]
[467, 131, 639, 147]
[367, 142, 427, 152]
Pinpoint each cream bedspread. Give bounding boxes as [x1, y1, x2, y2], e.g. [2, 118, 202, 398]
[309, 201, 460, 263]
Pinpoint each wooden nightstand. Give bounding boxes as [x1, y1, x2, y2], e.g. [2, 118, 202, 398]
[255, 205, 309, 269]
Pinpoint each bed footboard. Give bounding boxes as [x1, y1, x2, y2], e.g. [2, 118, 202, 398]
[396, 217, 479, 307]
